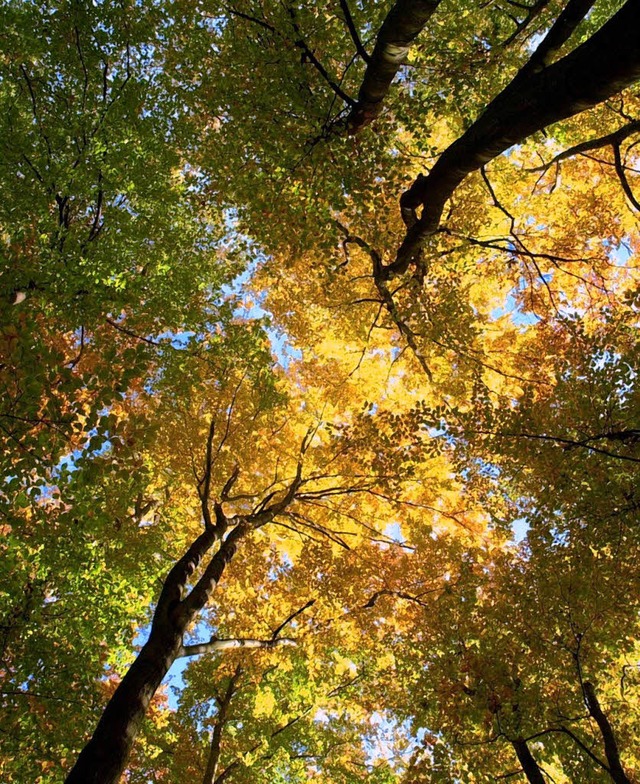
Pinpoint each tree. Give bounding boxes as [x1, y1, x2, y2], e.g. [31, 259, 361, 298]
[2, 0, 640, 782]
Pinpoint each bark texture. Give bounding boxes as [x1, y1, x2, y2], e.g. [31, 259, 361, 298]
[347, 0, 441, 133]
[65, 633, 183, 784]
[387, 0, 640, 275]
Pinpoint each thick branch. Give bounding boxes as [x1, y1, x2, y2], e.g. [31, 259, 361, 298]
[583, 682, 632, 784]
[179, 521, 251, 623]
[179, 637, 296, 658]
[66, 438, 308, 783]
[347, 0, 441, 133]
[523, 0, 596, 73]
[390, 0, 640, 275]
[154, 527, 218, 630]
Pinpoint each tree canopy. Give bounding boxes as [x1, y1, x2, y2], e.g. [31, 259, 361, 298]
[1, 0, 640, 782]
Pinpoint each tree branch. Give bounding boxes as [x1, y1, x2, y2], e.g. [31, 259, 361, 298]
[178, 521, 252, 624]
[154, 527, 218, 629]
[522, 0, 596, 74]
[198, 420, 217, 531]
[557, 726, 610, 773]
[389, 0, 640, 276]
[347, 0, 441, 133]
[287, 5, 356, 106]
[338, 0, 371, 64]
[202, 666, 242, 784]
[178, 637, 296, 658]
[466, 429, 640, 463]
[501, 0, 550, 47]
[528, 118, 640, 170]
[270, 599, 316, 639]
[512, 738, 546, 784]
[613, 141, 640, 212]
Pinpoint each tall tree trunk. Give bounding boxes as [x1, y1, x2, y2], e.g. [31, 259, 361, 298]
[65, 522, 247, 784]
[512, 738, 546, 784]
[64, 433, 306, 784]
[388, 0, 640, 274]
[583, 682, 632, 784]
[65, 631, 183, 784]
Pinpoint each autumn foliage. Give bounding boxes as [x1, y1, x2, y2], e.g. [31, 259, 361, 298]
[1, 0, 640, 782]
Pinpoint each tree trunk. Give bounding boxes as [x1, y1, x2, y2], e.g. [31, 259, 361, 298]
[512, 738, 546, 784]
[64, 523, 247, 784]
[390, 0, 640, 274]
[583, 682, 632, 784]
[202, 668, 241, 784]
[65, 631, 182, 784]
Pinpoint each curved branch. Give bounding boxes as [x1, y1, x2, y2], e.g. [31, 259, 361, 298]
[613, 141, 640, 212]
[339, 0, 371, 63]
[528, 118, 640, 170]
[389, 0, 640, 276]
[270, 599, 316, 639]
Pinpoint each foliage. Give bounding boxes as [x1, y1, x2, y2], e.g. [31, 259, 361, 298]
[1, 0, 640, 782]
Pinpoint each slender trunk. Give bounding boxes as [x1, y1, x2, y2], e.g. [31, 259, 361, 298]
[390, 0, 640, 273]
[202, 668, 241, 784]
[583, 682, 632, 784]
[203, 722, 223, 784]
[347, 0, 441, 133]
[64, 433, 303, 784]
[512, 738, 546, 784]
